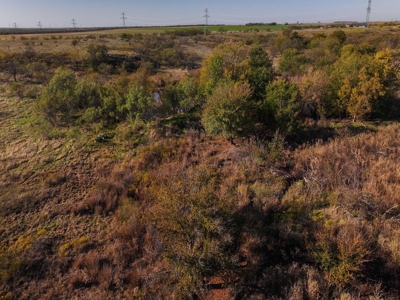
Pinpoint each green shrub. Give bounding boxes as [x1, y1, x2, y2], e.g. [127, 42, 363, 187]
[202, 81, 255, 142]
[35, 68, 77, 125]
[74, 78, 102, 108]
[278, 49, 310, 76]
[263, 79, 301, 135]
[177, 75, 203, 112]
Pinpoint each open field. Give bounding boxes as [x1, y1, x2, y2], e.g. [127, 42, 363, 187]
[0, 24, 289, 36]
[88, 24, 290, 35]
[1, 20, 399, 38]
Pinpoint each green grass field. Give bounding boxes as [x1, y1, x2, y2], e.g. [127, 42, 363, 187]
[78, 24, 289, 35]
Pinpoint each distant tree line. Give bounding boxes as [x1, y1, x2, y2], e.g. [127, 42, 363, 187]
[246, 22, 277, 26]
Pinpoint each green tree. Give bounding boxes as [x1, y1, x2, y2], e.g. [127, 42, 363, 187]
[26, 61, 49, 84]
[75, 78, 102, 107]
[328, 45, 373, 117]
[36, 68, 77, 125]
[263, 79, 301, 135]
[120, 85, 152, 117]
[202, 81, 255, 142]
[200, 43, 249, 94]
[247, 45, 274, 100]
[99, 69, 154, 122]
[200, 44, 274, 100]
[278, 49, 309, 76]
[177, 75, 203, 112]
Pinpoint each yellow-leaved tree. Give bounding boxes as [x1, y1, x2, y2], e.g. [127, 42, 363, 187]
[331, 46, 400, 120]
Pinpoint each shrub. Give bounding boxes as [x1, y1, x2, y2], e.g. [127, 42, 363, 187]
[9, 82, 24, 99]
[71, 39, 79, 47]
[74, 78, 102, 109]
[200, 43, 249, 94]
[86, 43, 108, 70]
[299, 69, 331, 118]
[177, 75, 203, 112]
[310, 210, 372, 287]
[26, 61, 50, 83]
[141, 164, 238, 298]
[278, 49, 310, 76]
[247, 45, 274, 100]
[202, 81, 255, 142]
[331, 47, 399, 120]
[35, 68, 77, 125]
[263, 79, 301, 135]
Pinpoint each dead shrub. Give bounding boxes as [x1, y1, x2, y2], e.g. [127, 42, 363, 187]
[73, 166, 134, 215]
[43, 172, 67, 187]
[69, 251, 112, 289]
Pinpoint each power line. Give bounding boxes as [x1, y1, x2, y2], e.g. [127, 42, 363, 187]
[366, 0, 372, 27]
[203, 8, 210, 34]
[121, 12, 127, 27]
[71, 18, 77, 29]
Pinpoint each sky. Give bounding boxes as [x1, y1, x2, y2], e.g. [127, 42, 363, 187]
[0, 0, 399, 28]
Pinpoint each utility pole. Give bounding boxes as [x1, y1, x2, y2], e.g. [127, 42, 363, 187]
[71, 19, 77, 29]
[38, 21, 42, 30]
[366, 0, 372, 28]
[121, 12, 127, 27]
[203, 8, 210, 35]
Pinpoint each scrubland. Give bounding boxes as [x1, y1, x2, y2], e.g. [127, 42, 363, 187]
[1, 24, 400, 299]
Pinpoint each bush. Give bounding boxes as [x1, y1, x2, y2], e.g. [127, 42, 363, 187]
[330, 46, 399, 119]
[278, 49, 310, 76]
[86, 44, 108, 70]
[35, 68, 77, 125]
[263, 79, 301, 135]
[200, 43, 249, 94]
[9, 82, 25, 99]
[202, 81, 255, 142]
[177, 75, 203, 112]
[310, 210, 372, 287]
[247, 45, 274, 100]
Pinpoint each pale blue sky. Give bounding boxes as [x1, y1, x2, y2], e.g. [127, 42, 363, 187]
[0, 0, 399, 28]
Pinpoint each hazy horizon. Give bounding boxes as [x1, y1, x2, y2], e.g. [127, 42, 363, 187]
[0, 0, 399, 28]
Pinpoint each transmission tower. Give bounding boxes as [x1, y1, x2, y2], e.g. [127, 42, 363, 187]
[203, 8, 210, 34]
[71, 19, 77, 29]
[366, 0, 372, 28]
[121, 12, 127, 27]
[38, 21, 42, 30]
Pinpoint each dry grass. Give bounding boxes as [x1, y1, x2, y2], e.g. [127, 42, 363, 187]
[294, 123, 400, 215]
[2, 106, 400, 299]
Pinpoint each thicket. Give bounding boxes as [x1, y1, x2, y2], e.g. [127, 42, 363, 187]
[1, 28, 400, 299]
